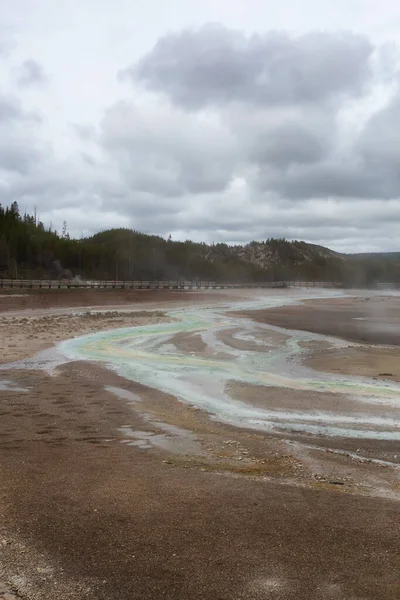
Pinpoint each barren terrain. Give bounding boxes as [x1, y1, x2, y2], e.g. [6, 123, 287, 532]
[0, 289, 399, 600]
[239, 293, 400, 381]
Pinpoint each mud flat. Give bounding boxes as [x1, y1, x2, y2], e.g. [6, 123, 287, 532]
[0, 289, 399, 600]
[0, 288, 240, 313]
[239, 292, 400, 345]
[305, 344, 400, 382]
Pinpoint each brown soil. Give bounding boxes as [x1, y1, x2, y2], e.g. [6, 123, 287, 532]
[0, 288, 233, 313]
[305, 345, 400, 382]
[0, 290, 399, 599]
[0, 311, 169, 365]
[226, 380, 398, 415]
[1, 363, 399, 600]
[167, 331, 233, 360]
[217, 327, 288, 353]
[238, 294, 400, 345]
[237, 293, 400, 381]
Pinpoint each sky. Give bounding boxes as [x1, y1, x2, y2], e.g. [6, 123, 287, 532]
[1, 1, 400, 252]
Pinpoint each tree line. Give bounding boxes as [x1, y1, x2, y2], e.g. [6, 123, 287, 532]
[1, 202, 399, 286]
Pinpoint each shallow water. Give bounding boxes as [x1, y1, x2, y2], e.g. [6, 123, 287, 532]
[0, 379, 28, 393]
[105, 386, 142, 403]
[57, 290, 400, 441]
[119, 421, 204, 454]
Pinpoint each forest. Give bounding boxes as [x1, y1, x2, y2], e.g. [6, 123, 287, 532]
[1, 202, 400, 286]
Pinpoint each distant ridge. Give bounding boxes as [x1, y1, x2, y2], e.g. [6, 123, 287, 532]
[1, 202, 399, 286]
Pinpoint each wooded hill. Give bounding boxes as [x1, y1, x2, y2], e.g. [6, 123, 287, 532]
[1, 202, 399, 286]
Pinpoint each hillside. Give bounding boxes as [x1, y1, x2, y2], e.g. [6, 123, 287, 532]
[1, 202, 399, 286]
[208, 239, 342, 268]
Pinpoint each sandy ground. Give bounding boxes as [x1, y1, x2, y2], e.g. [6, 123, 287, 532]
[238, 293, 400, 381]
[0, 310, 169, 364]
[0, 289, 235, 313]
[240, 293, 400, 345]
[306, 345, 400, 382]
[0, 290, 400, 600]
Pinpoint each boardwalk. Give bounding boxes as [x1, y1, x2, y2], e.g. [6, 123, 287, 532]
[0, 279, 341, 290]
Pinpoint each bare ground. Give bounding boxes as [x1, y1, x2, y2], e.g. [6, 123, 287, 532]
[306, 345, 400, 382]
[0, 310, 170, 365]
[237, 293, 400, 381]
[0, 288, 235, 313]
[238, 294, 400, 345]
[0, 290, 399, 600]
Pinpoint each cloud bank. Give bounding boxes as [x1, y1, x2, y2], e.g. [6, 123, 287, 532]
[1, 15, 400, 252]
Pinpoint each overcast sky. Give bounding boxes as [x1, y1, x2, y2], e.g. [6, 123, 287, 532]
[1, 1, 400, 252]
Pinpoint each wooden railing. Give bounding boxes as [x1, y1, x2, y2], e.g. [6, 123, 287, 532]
[0, 279, 342, 290]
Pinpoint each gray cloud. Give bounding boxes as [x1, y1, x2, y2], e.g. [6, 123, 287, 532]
[359, 90, 400, 171]
[126, 25, 374, 110]
[0, 33, 16, 58]
[255, 87, 400, 201]
[0, 95, 25, 121]
[71, 123, 98, 141]
[259, 162, 373, 199]
[109, 194, 400, 253]
[0, 92, 45, 176]
[0, 140, 42, 175]
[249, 121, 331, 167]
[89, 29, 400, 245]
[99, 100, 238, 196]
[15, 59, 47, 87]
[1, 18, 400, 253]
